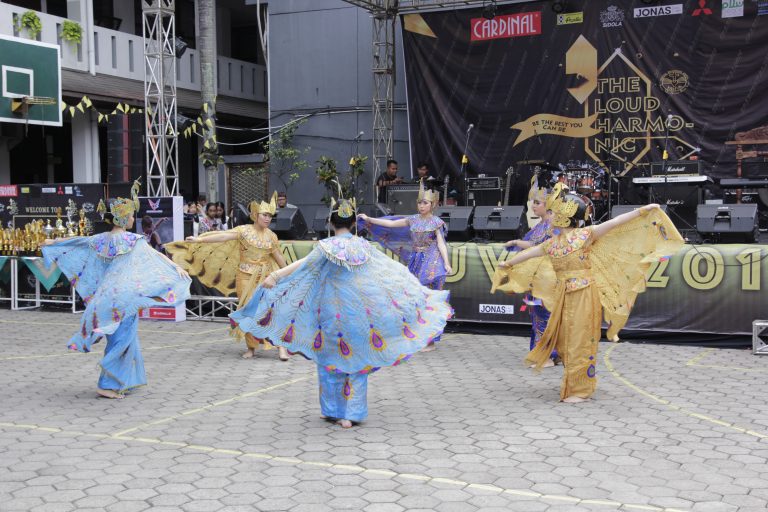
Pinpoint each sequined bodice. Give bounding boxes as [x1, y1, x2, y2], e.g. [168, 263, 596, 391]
[546, 228, 594, 291]
[407, 215, 444, 253]
[235, 225, 278, 273]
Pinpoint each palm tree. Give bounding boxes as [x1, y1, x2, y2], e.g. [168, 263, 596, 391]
[198, 0, 218, 202]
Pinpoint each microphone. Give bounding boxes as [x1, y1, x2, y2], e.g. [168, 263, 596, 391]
[466, 124, 474, 134]
[354, 131, 364, 141]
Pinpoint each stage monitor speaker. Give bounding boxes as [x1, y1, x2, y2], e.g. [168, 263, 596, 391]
[386, 187, 419, 215]
[434, 206, 474, 241]
[610, 204, 668, 218]
[359, 203, 392, 218]
[468, 189, 502, 207]
[312, 207, 330, 239]
[697, 204, 758, 243]
[270, 207, 308, 240]
[472, 205, 526, 241]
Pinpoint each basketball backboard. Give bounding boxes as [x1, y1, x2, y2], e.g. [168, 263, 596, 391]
[0, 34, 61, 126]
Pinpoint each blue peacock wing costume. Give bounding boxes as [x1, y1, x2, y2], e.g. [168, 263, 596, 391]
[43, 232, 191, 391]
[231, 233, 452, 373]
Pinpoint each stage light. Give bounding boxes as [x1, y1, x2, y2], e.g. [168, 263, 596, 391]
[552, 1, 566, 14]
[482, 0, 497, 20]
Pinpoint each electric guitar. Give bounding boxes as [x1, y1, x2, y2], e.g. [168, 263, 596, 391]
[525, 166, 542, 229]
[502, 166, 515, 206]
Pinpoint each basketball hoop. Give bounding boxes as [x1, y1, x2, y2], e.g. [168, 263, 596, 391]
[10, 95, 56, 113]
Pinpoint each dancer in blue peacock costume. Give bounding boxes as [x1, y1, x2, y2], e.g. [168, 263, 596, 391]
[42, 182, 191, 399]
[358, 179, 451, 352]
[230, 191, 453, 427]
[503, 180, 558, 366]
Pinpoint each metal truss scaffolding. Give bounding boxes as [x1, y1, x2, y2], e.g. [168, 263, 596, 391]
[342, 0, 494, 180]
[143, 0, 179, 197]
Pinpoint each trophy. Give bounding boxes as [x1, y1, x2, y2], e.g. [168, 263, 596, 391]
[96, 199, 106, 221]
[55, 208, 67, 238]
[78, 209, 86, 236]
[43, 219, 55, 239]
[65, 199, 78, 237]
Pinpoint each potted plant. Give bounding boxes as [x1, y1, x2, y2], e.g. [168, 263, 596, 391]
[18, 11, 42, 40]
[61, 20, 83, 45]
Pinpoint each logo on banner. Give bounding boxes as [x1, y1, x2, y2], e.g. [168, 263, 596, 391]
[692, 0, 713, 15]
[470, 12, 541, 41]
[759, 0, 768, 15]
[721, 0, 744, 18]
[147, 198, 163, 213]
[81, 202, 95, 213]
[660, 70, 690, 94]
[634, 4, 683, 18]
[0, 185, 18, 197]
[511, 35, 698, 175]
[600, 6, 625, 27]
[479, 304, 514, 315]
[41, 187, 56, 194]
[556, 12, 583, 25]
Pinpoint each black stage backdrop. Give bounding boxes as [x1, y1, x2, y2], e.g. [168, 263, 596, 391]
[402, 1, 768, 203]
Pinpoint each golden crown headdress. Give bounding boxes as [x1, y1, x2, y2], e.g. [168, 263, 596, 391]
[548, 183, 581, 228]
[329, 180, 357, 219]
[417, 178, 440, 204]
[109, 179, 141, 228]
[249, 191, 278, 219]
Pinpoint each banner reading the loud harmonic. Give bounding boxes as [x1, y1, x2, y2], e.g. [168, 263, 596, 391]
[273, 241, 766, 337]
[401, 0, 768, 203]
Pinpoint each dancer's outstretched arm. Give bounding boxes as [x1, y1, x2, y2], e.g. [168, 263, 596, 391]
[497, 245, 545, 268]
[186, 231, 237, 243]
[262, 257, 306, 288]
[592, 204, 659, 240]
[358, 214, 408, 228]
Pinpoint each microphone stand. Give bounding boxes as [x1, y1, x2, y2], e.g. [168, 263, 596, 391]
[350, 133, 362, 206]
[460, 126, 473, 207]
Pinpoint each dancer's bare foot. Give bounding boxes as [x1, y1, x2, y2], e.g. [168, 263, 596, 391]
[97, 388, 124, 399]
[542, 359, 555, 368]
[420, 343, 436, 353]
[241, 349, 255, 359]
[337, 419, 353, 428]
[562, 396, 588, 403]
[278, 346, 289, 361]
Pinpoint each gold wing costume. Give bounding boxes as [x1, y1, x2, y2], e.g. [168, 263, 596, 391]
[491, 208, 684, 400]
[165, 194, 282, 349]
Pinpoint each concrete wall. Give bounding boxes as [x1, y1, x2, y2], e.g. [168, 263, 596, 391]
[266, 0, 410, 223]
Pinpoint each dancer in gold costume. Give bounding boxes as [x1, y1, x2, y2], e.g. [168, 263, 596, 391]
[492, 185, 683, 402]
[166, 192, 289, 360]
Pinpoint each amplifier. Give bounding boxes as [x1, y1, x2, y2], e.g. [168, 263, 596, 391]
[467, 177, 501, 190]
[650, 160, 700, 176]
[386, 185, 419, 215]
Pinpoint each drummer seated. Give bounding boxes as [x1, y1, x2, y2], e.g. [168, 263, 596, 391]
[414, 162, 438, 184]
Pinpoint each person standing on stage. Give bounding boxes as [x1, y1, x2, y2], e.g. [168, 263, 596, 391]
[165, 192, 290, 361]
[276, 191, 297, 209]
[358, 179, 452, 352]
[42, 182, 191, 399]
[492, 185, 684, 403]
[504, 181, 558, 367]
[230, 191, 452, 428]
[376, 159, 404, 204]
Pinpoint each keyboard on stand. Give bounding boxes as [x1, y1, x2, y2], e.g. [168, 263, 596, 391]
[633, 175, 712, 185]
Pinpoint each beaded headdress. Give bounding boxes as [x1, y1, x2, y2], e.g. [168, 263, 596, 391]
[548, 183, 581, 228]
[249, 191, 278, 220]
[417, 178, 440, 204]
[109, 180, 141, 228]
[329, 180, 357, 219]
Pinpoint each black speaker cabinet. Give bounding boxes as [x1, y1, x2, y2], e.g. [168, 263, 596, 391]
[434, 206, 474, 241]
[697, 204, 758, 243]
[312, 207, 330, 239]
[270, 207, 308, 240]
[473, 205, 526, 241]
[386, 186, 419, 215]
[610, 204, 668, 218]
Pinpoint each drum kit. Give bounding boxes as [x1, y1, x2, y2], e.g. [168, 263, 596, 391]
[521, 160, 611, 222]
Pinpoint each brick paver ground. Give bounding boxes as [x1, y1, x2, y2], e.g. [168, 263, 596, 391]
[1, 309, 766, 512]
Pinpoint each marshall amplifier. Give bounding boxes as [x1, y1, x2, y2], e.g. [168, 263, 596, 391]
[650, 161, 700, 176]
[467, 177, 501, 190]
